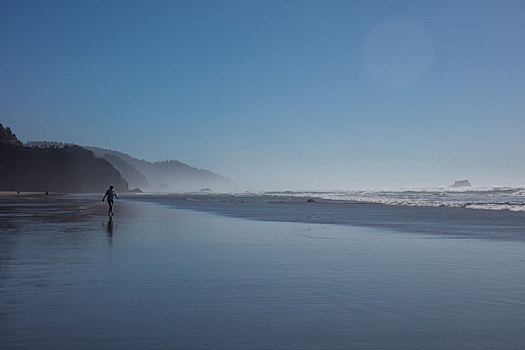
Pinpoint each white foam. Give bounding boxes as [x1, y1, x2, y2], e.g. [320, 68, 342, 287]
[257, 187, 525, 212]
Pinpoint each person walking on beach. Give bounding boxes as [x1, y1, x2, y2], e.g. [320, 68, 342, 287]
[102, 185, 119, 216]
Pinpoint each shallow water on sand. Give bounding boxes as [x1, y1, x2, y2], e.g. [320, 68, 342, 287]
[1, 199, 525, 349]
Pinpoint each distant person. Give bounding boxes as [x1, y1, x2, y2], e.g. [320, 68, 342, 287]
[102, 185, 119, 216]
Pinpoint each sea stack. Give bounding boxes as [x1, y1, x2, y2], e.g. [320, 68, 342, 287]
[450, 180, 472, 188]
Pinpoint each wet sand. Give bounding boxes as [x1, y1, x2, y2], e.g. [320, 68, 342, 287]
[133, 194, 525, 241]
[1, 196, 525, 349]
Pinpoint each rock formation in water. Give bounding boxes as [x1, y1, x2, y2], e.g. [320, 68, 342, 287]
[450, 180, 472, 188]
[1, 124, 128, 193]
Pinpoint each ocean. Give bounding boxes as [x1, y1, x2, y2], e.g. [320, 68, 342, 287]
[141, 187, 525, 211]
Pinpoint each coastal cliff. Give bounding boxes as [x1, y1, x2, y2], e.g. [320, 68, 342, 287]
[87, 146, 234, 192]
[0, 124, 128, 193]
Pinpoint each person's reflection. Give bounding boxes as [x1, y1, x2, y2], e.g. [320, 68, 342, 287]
[105, 217, 114, 236]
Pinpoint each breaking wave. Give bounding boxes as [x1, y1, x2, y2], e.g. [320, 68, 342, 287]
[258, 187, 525, 212]
[132, 187, 525, 212]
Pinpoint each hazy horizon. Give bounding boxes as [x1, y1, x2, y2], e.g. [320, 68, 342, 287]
[2, 1, 524, 190]
[16, 138, 524, 192]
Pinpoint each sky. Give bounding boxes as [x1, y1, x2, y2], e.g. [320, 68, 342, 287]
[1, 0, 524, 190]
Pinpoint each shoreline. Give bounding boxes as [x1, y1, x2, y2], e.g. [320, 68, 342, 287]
[3, 194, 525, 242]
[0, 191, 63, 196]
[122, 194, 525, 242]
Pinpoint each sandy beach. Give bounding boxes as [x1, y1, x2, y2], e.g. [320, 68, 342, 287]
[1, 196, 525, 349]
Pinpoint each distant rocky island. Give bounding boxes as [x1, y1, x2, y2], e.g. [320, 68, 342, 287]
[450, 180, 472, 188]
[1, 124, 128, 193]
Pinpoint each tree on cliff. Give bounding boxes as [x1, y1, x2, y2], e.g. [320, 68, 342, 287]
[0, 123, 22, 146]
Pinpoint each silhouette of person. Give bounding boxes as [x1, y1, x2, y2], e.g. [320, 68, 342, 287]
[102, 185, 119, 216]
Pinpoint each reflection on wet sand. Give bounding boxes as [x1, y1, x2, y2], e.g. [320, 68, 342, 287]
[0, 195, 129, 230]
[105, 217, 114, 235]
[0, 195, 103, 229]
[0, 195, 129, 253]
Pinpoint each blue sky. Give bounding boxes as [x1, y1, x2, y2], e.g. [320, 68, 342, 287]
[1, 0, 524, 190]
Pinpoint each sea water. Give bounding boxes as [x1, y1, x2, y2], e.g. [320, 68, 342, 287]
[135, 186, 525, 211]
